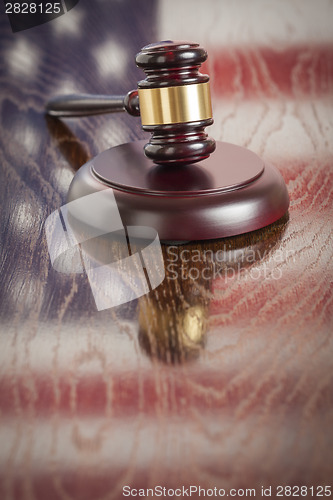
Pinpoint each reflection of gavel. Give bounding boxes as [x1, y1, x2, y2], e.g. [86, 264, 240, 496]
[46, 41, 216, 165]
[138, 213, 288, 364]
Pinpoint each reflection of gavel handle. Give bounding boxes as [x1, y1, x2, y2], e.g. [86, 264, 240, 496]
[45, 90, 140, 118]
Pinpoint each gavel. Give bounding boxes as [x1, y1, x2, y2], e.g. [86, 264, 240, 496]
[46, 40, 289, 241]
[46, 40, 216, 166]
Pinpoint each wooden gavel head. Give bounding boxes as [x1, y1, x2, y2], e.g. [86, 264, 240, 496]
[134, 40, 216, 165]
[46, 40, 216, 166]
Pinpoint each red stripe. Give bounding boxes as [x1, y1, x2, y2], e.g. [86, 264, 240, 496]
[202, 45, 333, 98]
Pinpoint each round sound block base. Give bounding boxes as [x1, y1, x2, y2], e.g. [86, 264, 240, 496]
[67, 140, 289, 241]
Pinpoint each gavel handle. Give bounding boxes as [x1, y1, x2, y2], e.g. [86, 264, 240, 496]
[45, 90, 140, 117]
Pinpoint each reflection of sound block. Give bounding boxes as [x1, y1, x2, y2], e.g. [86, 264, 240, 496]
[68, 140, 289, 241]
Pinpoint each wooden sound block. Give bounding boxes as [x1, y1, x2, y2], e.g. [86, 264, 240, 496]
[67, 140, 289, 241]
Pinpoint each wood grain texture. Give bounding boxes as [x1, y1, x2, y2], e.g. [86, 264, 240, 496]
[0, 1, 332, 499]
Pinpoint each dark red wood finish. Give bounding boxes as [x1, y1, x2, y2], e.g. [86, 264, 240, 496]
[136, 41, 216, 164]
[69, 140, 289, 240]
